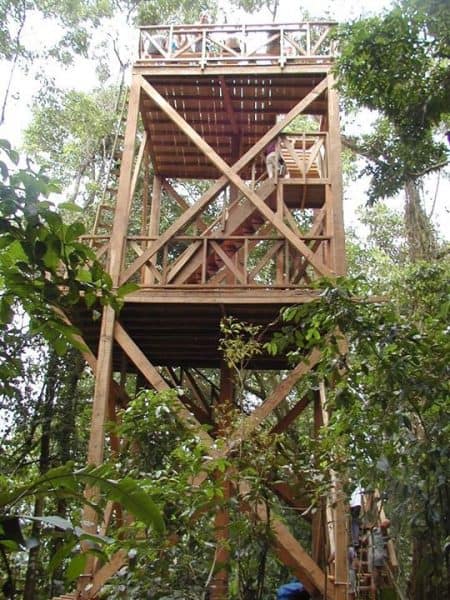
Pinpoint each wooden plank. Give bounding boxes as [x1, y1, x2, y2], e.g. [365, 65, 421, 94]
[183, 368, 212, 416]
[327, 73, 346, 276]
[210, 363, 234, 599]
[271, 482, 310, 515]
[123, 290, 321, 304]
[320, 383, 348, 600]
[210, 240, 246, 284]
[133, 64, 331, 78]
[312, 392, 324, 565]
[144, 174, 162, 285]
[121, 76, 329, 284]
[219, 77, 240, 136]
[230, 348, 322, 443]
[161, 178, 207, 231]
[270, 394, 311, 433]
[80, 304, 116, 579]
[109, 74, 141, 287]
[248, 240, 284, 282]
[130, 132, 147, 206]
[164, 368, 211, 424]
[130, 241, 162, 283]
[82, 550, 127, 599]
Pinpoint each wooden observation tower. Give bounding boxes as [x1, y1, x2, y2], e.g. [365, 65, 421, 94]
[69, 22, 352, 600]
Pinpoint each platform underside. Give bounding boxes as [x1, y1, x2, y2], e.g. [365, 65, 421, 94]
[70, 291, 319, 371]
[140, 70, 328, 180]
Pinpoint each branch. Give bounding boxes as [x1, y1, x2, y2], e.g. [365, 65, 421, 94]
[341, 135, 387, 168]
[409, 158, 449, 179]
[342, 135, 449, 179]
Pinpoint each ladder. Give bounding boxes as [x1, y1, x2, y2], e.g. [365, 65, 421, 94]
[90, 91, 128, 247]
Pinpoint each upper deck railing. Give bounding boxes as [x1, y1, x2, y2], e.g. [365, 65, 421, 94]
[137, 22, 337, 68]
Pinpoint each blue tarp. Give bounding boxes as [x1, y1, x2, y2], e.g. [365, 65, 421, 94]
[276, 580, 308, 599]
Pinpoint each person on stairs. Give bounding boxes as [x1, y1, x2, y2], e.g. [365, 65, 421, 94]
[265, 139, 285, 180]
[350, 484, 364, 547]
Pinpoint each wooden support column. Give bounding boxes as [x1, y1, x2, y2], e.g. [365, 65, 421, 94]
[78, 76, 141, 595]
[210, 363, 234, 600]
[79, 305, 116, 595]
[320, 382, 348, 600]
[312, 390, 325, 566]
[326, 73, 346, 276]
[144, 174, 162, 284]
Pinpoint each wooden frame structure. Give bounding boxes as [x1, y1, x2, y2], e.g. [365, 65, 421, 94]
[67, 21, 350, 600]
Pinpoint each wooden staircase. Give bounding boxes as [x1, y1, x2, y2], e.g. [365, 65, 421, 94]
[169, 177, 276, 284]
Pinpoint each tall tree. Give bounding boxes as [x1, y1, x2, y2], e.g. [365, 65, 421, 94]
[334, 0, 449, 259]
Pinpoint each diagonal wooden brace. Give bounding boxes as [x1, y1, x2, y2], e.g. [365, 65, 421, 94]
[138, 76, 332, 278]
[121, 76, 329, 284]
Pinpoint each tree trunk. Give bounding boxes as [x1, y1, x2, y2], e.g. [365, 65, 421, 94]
[404, 180, 437, 262]
[49, 349, 85, 596]
[23, 351, 59, 600]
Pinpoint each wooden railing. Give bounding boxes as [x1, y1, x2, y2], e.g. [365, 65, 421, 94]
[82, 228, 330, 289]
[138, 22, 337, 67]
[279, 133, 328, 179]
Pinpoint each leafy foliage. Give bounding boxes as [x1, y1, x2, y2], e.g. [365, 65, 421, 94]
[334, 0, 449, 200]
[265, 262, 450, 597]
[23, 87, 120, 201]
[0, 462, 164, 594]
[0, 139, 125, 352]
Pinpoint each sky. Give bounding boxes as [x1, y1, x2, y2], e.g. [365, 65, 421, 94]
[0, 0, 448, 236]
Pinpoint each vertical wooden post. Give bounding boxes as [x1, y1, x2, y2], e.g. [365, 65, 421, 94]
[144, 174, 162, 284]
[109, 74, 142, 286]
[326, 74, 346, 276]
[276, 183, 284, 284]
[320, 383, 348, 600]
[312, 391, 324, 566]
[79, 75, 141, 594]
[210, 363, 234, 600]
[327, 73, 348, 599]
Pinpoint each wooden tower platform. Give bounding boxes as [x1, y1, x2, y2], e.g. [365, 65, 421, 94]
[70, 22, 350, 599]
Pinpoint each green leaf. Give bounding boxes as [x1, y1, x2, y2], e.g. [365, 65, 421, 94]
[76, 469, 165, 534]
[26, 515, 74, 531]
[76, 268, 92, 283]
[48, 538, 78, 573]
[65, 552, 88, 582]
[58, 202, 83, 213]
[117, 282, 139, 298]
[66, 221, 86, 242]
